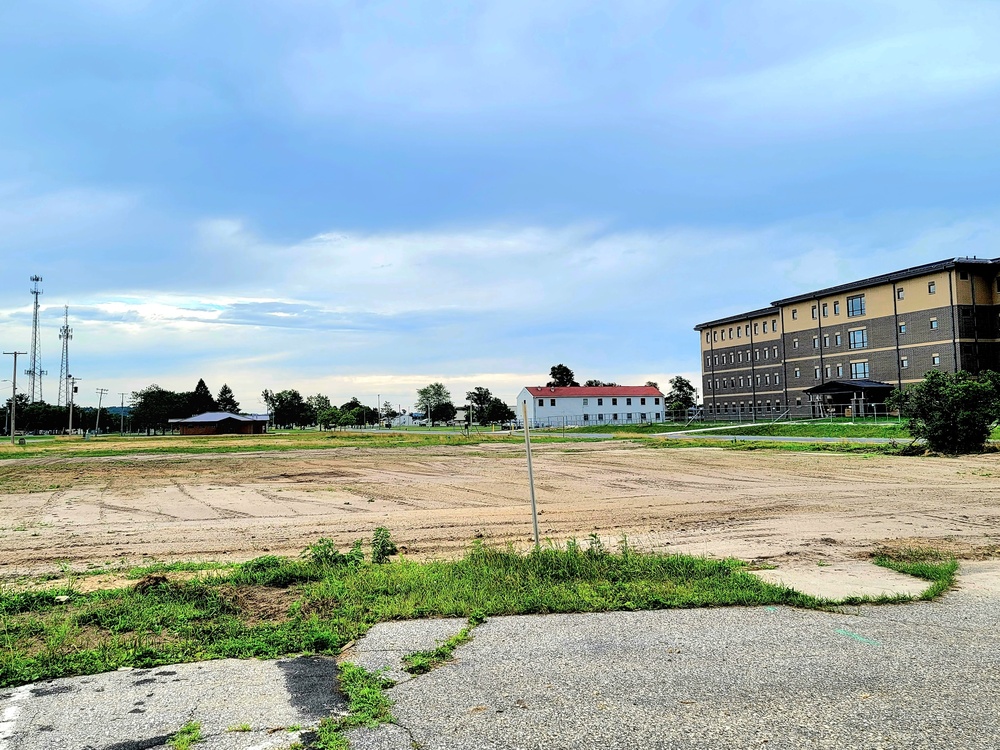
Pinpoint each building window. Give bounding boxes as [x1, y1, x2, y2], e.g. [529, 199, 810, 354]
[756, 375, 761, 385]
[763, 348, 769, 360]
[812, 336, 819, 349]
[706, 332, 711, 343]
[792, 338, 799, 349]
[835, 333, 842, 346]
[796, 398, 802, 406]
[824, 365, 831, 378]
[899, 323, 906, 334]
[583, 398, 589, 406]
[721, 330, 726, 341]
[765, 374, 771, 385]
[655, 412, 661, 420]
[598, 413, 604, 420]
[928, 281, 936, 294]
[930, 317, 938, 330]
[713, 331, 718, 341]
[626, 413, 632, 419]
[626, 398, 632, 405]
[611, 398, 618, 406]
[773, 346, 778, 357]
[538, 399, 544, 407]
[850, 361, 870, 379]
[901, 357, 909, 368]
[729, 327, 734, 339]
[814, 367, 820, 379]
[794, 368, 800, 378]
[738, 377, 743, 387]
[896, 287, 904, 300]
[848, 329, 868, 349]
[811, 305, 817, 319]
[583, 414, 589, 421]
[714, 355, 719, 366]
[597, 398, 603, 405]
[736, 327, 741, 338]
[753, 322, 759, 335]
[738, 351, 743, 362]
[792, 309, 798, 320]
[932, 354, 941, 366]
[640, 397, 646, 405]
[823, 334, 830, 347]
[847, 294, 866, 317]
[772, 319, 777, 330]
[836, 364, 843, 377]
[755, 350, 760, 361]
[612, 413, 618, 420]
[550, 399, 556, 406]
[822, 303, 828, 317]
[775, 374, 781, 385]
[834, 301, 841, 315]
[745, 324, 750, 336]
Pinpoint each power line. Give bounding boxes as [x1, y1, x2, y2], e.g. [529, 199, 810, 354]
[95, 388, 109, 436]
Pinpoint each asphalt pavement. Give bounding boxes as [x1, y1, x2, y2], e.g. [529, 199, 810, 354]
[3, 563, 997, 750]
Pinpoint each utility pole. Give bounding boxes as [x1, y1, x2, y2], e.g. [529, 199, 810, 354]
[67, 376, 81, 435]
[3, 352, 26, 445]
[95, 388, 108, 436]
[119, 392, 126, 435]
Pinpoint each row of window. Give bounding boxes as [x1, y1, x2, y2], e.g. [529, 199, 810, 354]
[706, 318, 779, 343]
[582, 413, 658, 422]
[537, 397, 660, 407]
[707, 401, 783, 414]
[712, 372, 782, 390]
[788, 353, 942, 381]
[707, 346, 781, 367]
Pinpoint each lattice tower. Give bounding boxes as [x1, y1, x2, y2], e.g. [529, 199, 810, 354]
[25, 275, 47, 403]
[58, 305, 72, 407]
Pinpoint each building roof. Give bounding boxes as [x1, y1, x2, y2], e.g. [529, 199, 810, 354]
[695, 256, 1000, 330]
[168, 411, 269, 424]
[802, 379, 895, 395]
[524, 386, 664, 398]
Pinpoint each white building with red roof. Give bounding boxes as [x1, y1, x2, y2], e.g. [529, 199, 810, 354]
[515, 385, 666, 427]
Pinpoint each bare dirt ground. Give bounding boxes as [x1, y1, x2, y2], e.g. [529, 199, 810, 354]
[0, 443, 998, 576]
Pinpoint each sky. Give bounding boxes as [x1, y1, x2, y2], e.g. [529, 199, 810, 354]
[1, 0, 999, 412]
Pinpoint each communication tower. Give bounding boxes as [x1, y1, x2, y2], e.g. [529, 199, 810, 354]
[25, 276, 47, 403]
[58, 305, 72, 407]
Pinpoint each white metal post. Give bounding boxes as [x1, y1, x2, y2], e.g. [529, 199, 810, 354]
[521, 401, 540, 548]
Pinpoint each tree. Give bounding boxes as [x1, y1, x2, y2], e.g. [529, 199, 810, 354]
[263, 389, 313, 428]
[485, 397, 516, 424]
[317, 405, 341, 429]
[132, 385, 185, 435]
[645, 381, 659, 389]
[215, 383, 240, 414]
[547, 364, 579, 387]
[216, 383, 240, 414]
[416, 383, 453, 424]
[888, 370, 1000, 454]
[466, 387, 494, 425]
[188, 378, 217, 414]
[381, 401, 399, 423]
[583, 379, 618, 387]
[665, 376, 698, 413]
[307, 394, 332, 415]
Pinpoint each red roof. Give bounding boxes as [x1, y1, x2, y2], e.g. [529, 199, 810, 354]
[525, 386, 664, 398]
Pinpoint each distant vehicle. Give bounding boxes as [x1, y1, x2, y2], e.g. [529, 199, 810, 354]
[415, 419, 429, 426]
[382, 421, 392, 428]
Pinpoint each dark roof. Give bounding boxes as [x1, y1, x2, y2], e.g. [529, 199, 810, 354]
[695, 256, 1000, 330]
[168, 412, 269, 424]
[802, 379, 895, 395]
[524, 386, 664, 397]
[694, 307, 780, 331]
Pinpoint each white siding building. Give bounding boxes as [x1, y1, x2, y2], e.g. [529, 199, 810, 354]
[515, 385, 666, 427]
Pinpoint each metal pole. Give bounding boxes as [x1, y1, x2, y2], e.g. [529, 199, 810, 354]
[119, 392, 126, 434]
[521, 401, 540, 548]
[3, 352, 26, 444]
[95, 388, 108, 436]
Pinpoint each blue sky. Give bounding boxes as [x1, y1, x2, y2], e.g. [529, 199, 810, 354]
[1, 0, 999, 411]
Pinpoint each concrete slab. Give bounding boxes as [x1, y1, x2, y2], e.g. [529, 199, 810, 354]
[338, 617, 467, 684]
[751, 559, 929, 600]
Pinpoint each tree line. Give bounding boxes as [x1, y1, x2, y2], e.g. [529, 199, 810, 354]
[1, 395, 113, 435]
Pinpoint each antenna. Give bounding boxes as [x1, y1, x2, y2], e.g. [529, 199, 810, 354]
[58, 305, 72, 407]
[25, 276, 48, 402]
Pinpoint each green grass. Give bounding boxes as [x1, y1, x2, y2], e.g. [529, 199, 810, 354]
[874, 548, 959, 600]
[403, 615, 483, 675]
[167, 721, 202, 749]
[557, 421, 731, 434]
[315, 663, 396, 749]
[707, 420, 912, 439]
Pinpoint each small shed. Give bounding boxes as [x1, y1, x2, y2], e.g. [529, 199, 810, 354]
[169, 412, 269, 435]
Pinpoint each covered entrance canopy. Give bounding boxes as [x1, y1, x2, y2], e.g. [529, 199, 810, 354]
[802, 379, 895, 416]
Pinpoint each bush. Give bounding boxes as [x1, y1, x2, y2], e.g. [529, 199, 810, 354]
[889, 370, 1000, 454]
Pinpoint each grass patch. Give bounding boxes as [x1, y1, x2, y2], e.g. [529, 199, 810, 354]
[873, 548, 959, 600]
[403, 615, 483, 675]
[167, 721, 202, 749]
[708, 420, 911, 439]
[315, 663, 396, 749]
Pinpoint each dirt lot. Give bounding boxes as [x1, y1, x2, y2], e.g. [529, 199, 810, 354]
[0, 442, 998, 576]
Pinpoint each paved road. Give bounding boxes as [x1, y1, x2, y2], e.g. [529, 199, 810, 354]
[3, 564, 997, 749]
